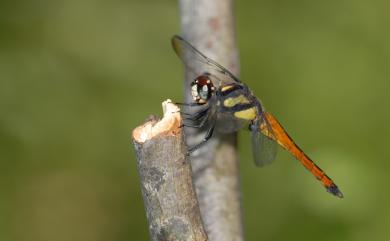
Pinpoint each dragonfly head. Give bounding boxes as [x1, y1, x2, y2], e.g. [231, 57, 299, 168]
[191, 73, 216, 104]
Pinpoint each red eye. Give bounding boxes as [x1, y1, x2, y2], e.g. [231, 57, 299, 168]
[191, 74, 215, 103]
[191, 73, 215, 104]
[195, 75, 211, 86]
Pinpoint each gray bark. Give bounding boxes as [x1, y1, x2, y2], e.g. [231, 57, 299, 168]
[132, 101, 207, 241]
[177, 1, 244, 240]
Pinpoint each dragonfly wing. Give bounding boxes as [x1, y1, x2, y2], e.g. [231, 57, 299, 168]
[172, 35, 241, 86]
[251, 124, 278, 167]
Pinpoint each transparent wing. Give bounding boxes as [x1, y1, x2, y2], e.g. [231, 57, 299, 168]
[251, 115, 278, 167]
[171, 35, 241, 86]
[251, 128, 278, 167]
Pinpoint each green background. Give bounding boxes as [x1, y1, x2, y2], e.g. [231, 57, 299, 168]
[1, 0, 389, 241]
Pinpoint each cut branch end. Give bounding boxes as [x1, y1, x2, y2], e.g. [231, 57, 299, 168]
[132, 99, 182, 143]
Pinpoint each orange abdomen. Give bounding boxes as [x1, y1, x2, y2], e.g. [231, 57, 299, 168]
[260, 112, 343, 198]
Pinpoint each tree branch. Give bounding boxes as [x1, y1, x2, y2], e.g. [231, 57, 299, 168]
[177, 0, 244, 240]
[132, 100, 207, 241]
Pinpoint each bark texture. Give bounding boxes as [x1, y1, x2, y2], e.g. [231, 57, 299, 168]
[133, 101, 207, 241]
[177, 1, 244, 240]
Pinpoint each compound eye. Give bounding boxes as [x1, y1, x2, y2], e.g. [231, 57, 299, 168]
[191, 74, 215, 104]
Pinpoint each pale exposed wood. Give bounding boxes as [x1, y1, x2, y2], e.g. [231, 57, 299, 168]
[133, 100, 182, 143]
[132, 100, 207, 241]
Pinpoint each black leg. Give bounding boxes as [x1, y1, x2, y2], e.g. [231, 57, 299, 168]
[181, 108, 211, 129]
[174, 102, 199, 107]
[182, 107, 209, 120]
[181, 117, 208, 128]
[180, 103, 209, 116]
[180, 109, 206, 117]
[176, 103, 208, 124]
[187, 124, 215, 154]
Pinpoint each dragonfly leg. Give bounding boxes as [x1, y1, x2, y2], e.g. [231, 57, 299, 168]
[174, 102, 199, 107]
[187, 124, 215, 154]
[179, 103, 209, 116]
[182, 107, 209, 120]
[181, 110, 210, 128]
[180, 106, 210, 128]
[173, 102, 205, 117]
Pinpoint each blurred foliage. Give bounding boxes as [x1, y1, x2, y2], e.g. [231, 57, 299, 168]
[0, 0, 389, 241]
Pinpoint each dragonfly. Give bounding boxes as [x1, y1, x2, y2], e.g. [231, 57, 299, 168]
[172, 35, 343, 198]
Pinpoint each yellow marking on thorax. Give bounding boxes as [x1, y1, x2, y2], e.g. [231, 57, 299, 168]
[221, 85, 235, 92]
[234, 107, 257, 120]
[223, 95, 250, 107]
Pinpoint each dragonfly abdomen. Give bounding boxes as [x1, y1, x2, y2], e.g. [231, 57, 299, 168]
[260, 112, 344, 198]
[292, 149, 343, 198]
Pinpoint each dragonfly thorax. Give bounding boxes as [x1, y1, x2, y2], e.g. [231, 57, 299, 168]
[191, 74, 216, 104]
